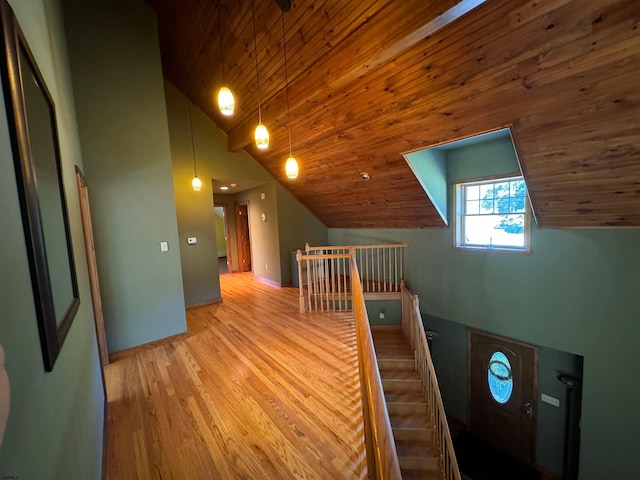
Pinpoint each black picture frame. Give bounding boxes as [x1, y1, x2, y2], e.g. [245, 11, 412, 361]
[0, 0, 80, 372]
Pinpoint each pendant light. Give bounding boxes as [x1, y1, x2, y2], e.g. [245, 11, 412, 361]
[280, 8, 298, 179]
[251, 0, 268, 149]
[189, 103, 202, 191]
[216, 2, 234, 116]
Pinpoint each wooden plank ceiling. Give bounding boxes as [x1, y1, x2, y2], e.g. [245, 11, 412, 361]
[147, 0, 640, 229]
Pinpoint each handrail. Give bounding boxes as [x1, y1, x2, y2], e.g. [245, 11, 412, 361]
[297, 243, 407, 312]
[401, 283, 462, 480]
[351, 253, 402, 480]
[305, 242, 409, 251]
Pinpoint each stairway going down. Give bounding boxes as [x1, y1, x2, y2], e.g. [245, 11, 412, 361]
[372, 326, 442, 480]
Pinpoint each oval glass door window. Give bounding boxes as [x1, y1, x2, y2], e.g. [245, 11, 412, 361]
[487, 351, 513, 403]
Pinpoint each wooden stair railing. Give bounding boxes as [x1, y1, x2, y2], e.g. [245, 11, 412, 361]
[401, 283, 462, 480]
[297, 243, 407, 312]
[351, 253, 403, 480]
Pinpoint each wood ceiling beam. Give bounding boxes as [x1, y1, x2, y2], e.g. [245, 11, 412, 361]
[226, 0, 486, 152]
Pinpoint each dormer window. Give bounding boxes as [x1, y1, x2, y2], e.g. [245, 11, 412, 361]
[454, 175, 531, 253]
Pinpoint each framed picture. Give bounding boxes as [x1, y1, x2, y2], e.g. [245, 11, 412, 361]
[0, 0, 80, 372]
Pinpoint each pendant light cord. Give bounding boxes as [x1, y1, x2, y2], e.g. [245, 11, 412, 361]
[251, 0, 262, 124]
[281, 10, 292, 158]
[218, 1, 226, 85]
[189, 102, 197, 177]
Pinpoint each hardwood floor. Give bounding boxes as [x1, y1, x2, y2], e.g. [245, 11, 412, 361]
[104, 273, 366, 479]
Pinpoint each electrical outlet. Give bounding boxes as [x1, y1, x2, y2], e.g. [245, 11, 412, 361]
[379, 308, 385, 319]
[541, 393, 560, 407]
[160, 241, 169, 252]
[187, 237, 197, 245]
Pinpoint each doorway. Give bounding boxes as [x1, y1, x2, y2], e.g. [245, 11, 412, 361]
[214, 204, 232, 274]
[468, 329, 539, 464]
[234, 202, 252, 273]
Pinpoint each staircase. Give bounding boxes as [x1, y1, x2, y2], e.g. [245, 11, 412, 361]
[373, 326, 441, 480]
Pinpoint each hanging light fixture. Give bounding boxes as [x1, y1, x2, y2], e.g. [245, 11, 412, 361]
[251, 0, 269, 149]
[189, 103, 202, 191]
[280, 7, 298, 179]
[216, 2, 234, 116]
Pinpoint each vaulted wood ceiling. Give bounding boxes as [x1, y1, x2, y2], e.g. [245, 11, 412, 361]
[147, 0, 640, 229]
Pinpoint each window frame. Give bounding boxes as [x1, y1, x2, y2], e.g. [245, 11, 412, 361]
[453, 174, 531, 253]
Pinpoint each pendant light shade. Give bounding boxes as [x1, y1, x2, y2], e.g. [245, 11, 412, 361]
[216, 4, 234, 116]
[188, 103, 201, 192]
[280, 8, 298, 179]
[285, 156, 298, 179]
[251, 0, 268, 149]
[255, 123, 269, 149]
[217, 86, 234, 116]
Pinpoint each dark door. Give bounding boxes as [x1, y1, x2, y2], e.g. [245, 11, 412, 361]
[235, 203, 251, 272]
[468, 329, 538, 464]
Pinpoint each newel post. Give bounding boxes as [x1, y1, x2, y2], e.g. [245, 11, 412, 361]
[296, 249, 304, 313]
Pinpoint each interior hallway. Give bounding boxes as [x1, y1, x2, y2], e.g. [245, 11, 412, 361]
[103, 273, 366, 479]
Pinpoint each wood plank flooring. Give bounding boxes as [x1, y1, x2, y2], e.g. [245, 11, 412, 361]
[104, 273, 366, 479]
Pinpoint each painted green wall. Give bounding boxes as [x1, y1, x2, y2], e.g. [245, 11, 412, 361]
[275, 183, 328, 286]
[165, 82, 327, 293]
[235, 184, 281, 284]
[0, 0, 103, 477]
[61, 0, 186, 352]
[330, 139, 640, 478]
[366, 300, 402, 326]
[404, 148, 448, 223]
[165, 82, 276, 302]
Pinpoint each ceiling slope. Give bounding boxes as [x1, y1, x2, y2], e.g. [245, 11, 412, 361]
[149, 0, 640, 229]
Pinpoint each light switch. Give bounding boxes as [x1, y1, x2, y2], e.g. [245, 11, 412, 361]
[160, 241, 169, 252]
[187, 237, 197, 245]
[260, 192, 266, 200]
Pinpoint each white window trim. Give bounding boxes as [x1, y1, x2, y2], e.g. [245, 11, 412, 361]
[453, 174, 531, 254]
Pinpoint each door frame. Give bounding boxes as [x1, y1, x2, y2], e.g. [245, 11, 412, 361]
[467, 328, 539, 464]
[234, 201, 252, 273]
[75, 166, 109, 370]
[214, 203, 233, 274]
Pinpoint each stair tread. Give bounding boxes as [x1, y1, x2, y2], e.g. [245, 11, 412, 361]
[377, 358, 415, 369]
[385, 390, 425, 403]
[373, 327, 448, 479]
[379, 369, 421, 380]
[401, 470, 441, 480]
[399, 455, 440, 471]
[395, 439, 436, 457]
[390, 414, 430, 429]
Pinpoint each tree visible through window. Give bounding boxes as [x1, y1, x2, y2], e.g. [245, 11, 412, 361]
[455, 176, 530, 252]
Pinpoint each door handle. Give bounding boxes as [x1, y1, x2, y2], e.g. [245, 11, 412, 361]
[523, 401, 532, 416]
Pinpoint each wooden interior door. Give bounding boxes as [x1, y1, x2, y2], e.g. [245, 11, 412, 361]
[234, 203, 251, 272]
[468, 329, 538, 464]
[75, 167, 109, 367]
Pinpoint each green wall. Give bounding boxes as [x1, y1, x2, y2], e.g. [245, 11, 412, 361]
[61, 0, 186, 352]
[275, 183, 328, 285]
[330, 138, 640, 479]
[235, 184, 281, 284]
[0, 0, 103, 477]
[404, 148, 448, 223]
[165, 81, 273, 302]
[165, 82, 327, 295]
